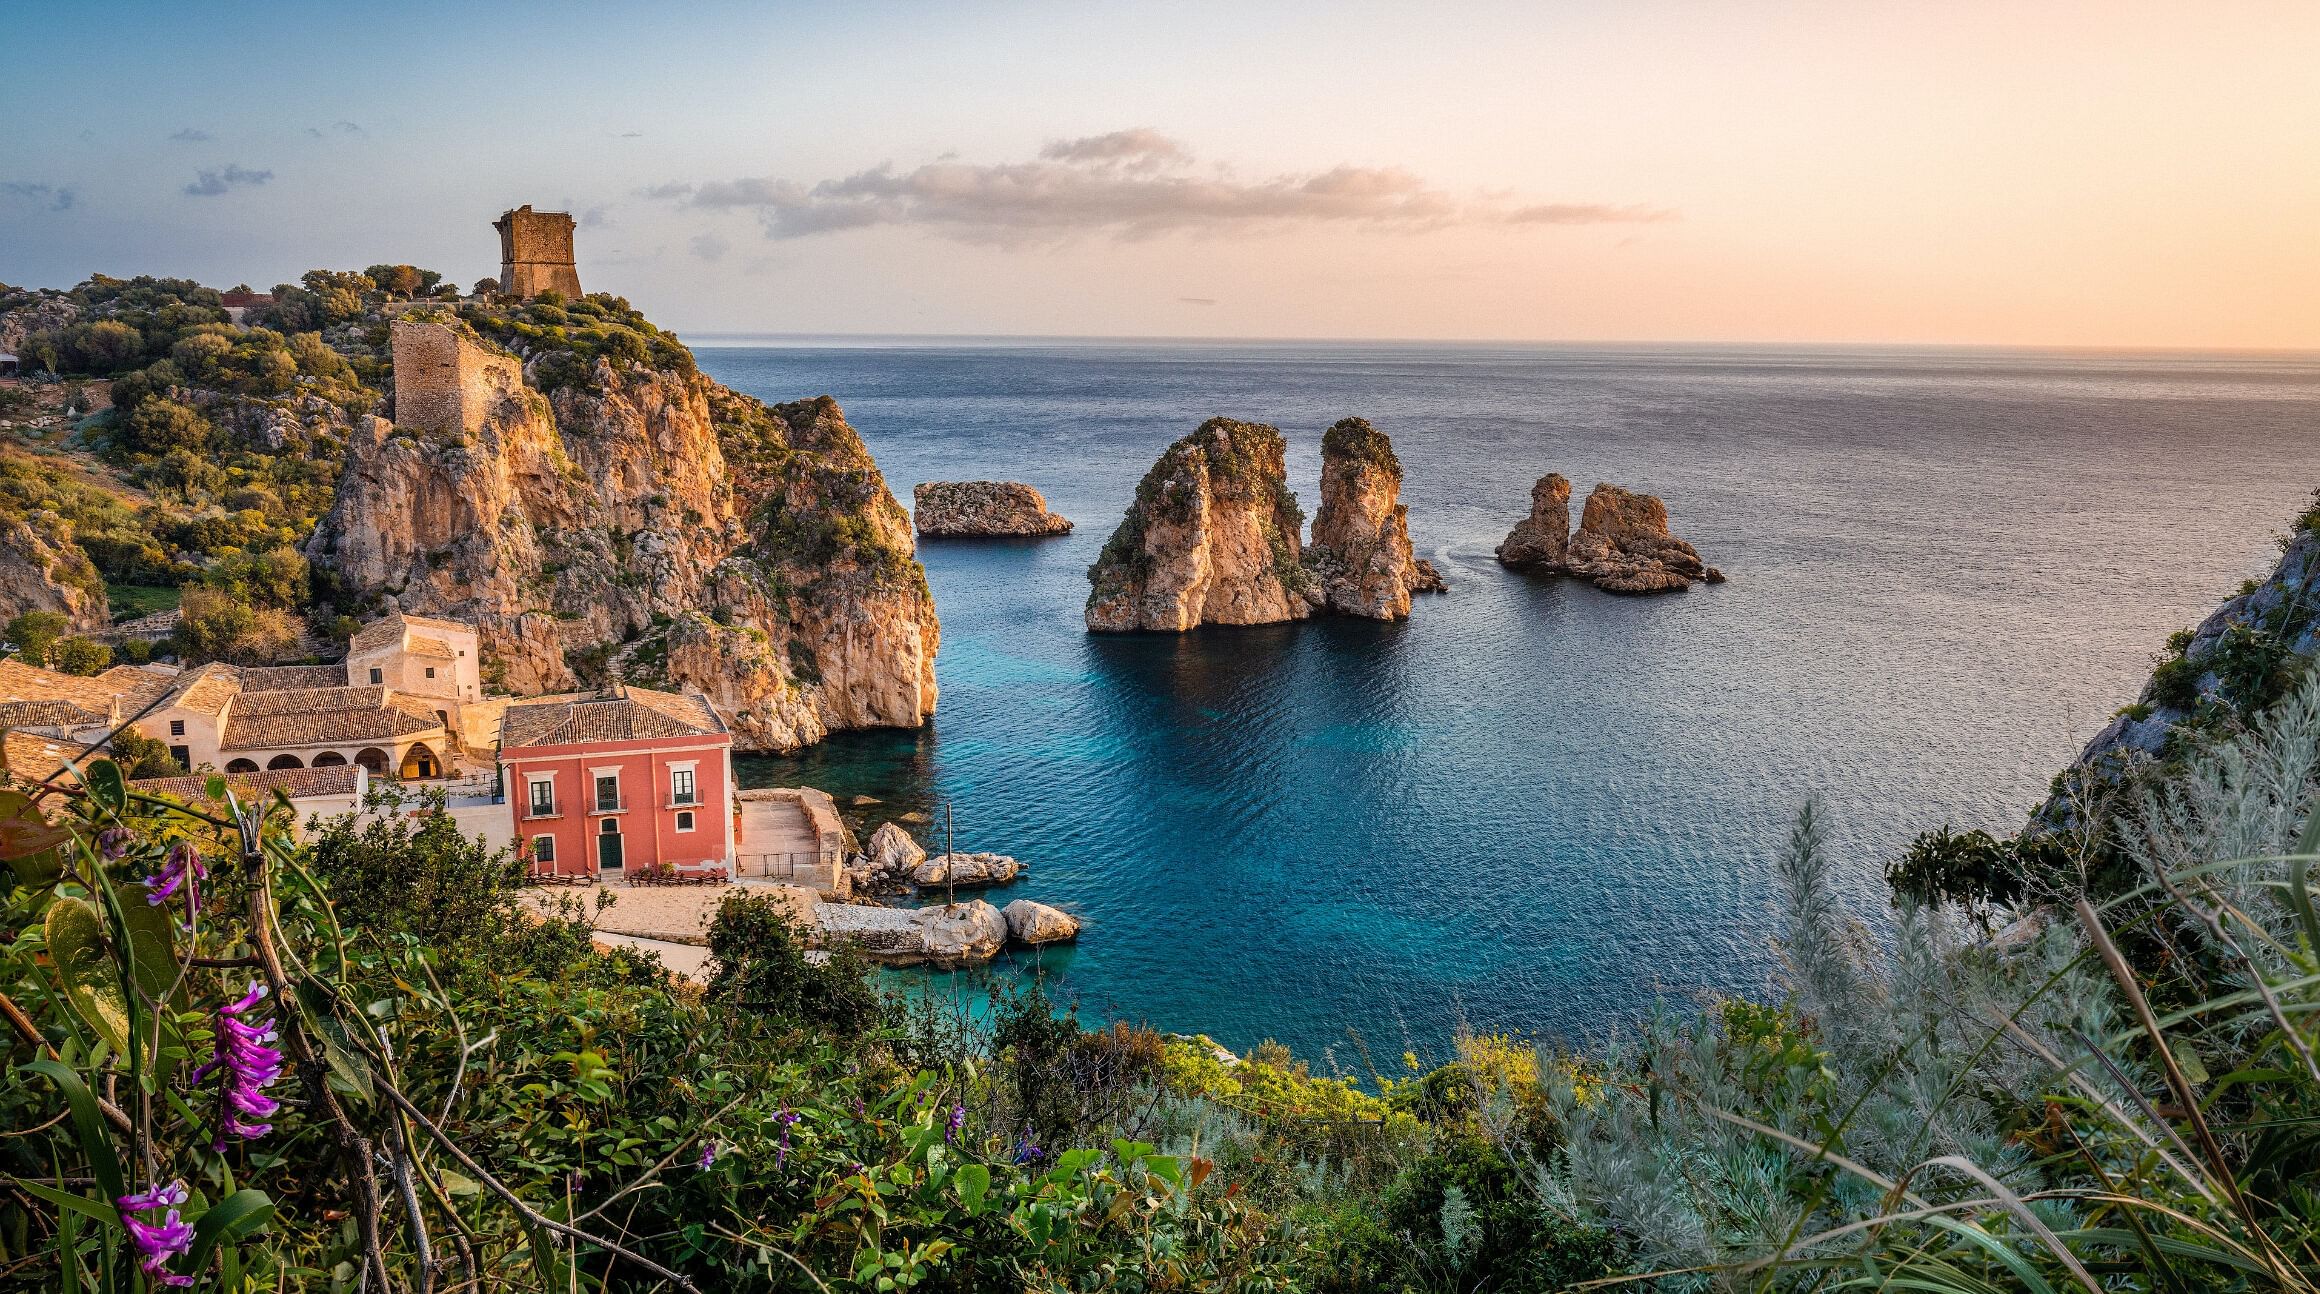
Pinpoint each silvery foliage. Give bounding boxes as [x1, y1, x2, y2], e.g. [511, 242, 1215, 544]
[1535, 668, 2320, 1289]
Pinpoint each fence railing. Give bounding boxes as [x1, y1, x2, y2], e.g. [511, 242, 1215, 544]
[737, 850, 844, 886]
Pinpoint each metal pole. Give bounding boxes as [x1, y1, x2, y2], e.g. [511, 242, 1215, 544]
[944, 797, 957, 911]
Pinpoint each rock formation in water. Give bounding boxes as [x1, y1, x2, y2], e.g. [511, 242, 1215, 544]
[1085, 418, 1318, 632]
[1305, 417, 1446, 620]
[913, 481, 1073, 538]
[910, 850, 1025, 889]
[1002, 898, 1081, 945]
[308, 315, 939, 752]
[1494, 473, 1573, 571]
[1494, 476, 1720, 594]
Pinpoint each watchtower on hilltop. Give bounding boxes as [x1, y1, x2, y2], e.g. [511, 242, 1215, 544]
[493, 205, 581, 300]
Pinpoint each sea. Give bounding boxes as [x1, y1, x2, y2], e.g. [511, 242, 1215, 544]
[694, 338, 2320, 1065]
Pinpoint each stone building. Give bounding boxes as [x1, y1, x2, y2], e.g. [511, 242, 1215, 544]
[493, 205, 581, 300]
[388, 319, 524, 436]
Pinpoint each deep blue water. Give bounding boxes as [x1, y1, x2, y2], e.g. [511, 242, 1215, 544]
[697, 339, 2320, 1063]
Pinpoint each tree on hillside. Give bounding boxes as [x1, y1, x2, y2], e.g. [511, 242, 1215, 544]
[49, 636, 111, 676]
[4, 610, 69, 665]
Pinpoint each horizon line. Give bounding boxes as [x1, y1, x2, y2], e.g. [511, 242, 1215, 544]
[672, 330, 2320, 357]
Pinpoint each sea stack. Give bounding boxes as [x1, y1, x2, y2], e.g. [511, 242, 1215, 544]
[913, 481, 1073, 538]
[1495, 476, 1721, 594]
[1305, 417, 1445, 619]
[1085, 418, 1317, 632]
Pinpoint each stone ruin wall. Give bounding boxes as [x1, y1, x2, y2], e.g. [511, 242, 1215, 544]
[389, 320, 525, 437]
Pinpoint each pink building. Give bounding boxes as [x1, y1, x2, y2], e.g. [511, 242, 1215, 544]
[497, 687, 735, 879]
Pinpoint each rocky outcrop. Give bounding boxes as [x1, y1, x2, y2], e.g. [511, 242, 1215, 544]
[913, 900, 1009, 966]
[1086, 418, 1317, 632]
[864, 821, 926, 875]
[1495, 478, 1720, 594]
[1495, 474, 1573, 570]
[910, 851, 1025, 889]
[0, 515, 107, 631]
[2039, 518, 2320, 829]
[307, 317, 939, 752]
[914, 481, 1072, 538]
[1305, 418, 1443, 620]
[1002, 898, 1081, 945]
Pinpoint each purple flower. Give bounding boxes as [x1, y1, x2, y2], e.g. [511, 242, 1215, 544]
[696, 1142, 718, 1171]
[146, 842, 205, 912]
[945, 1103, 964, 1144]
[1012, 1126, 1044, 1165]
[191, 982, 284, 1145]
[116, 1179, 194, 1287]
[98, 827, 135, 861]
[773, 1107, 800, 1168]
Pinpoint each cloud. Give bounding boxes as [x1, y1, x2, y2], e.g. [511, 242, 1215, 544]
[182, 164, 273, 197]
[169, 128, 212, 143]
[649, 130, 1667, 244]
[305, 120, 366, 139]
[2, 181, 76, 212]
[689, 232, 730, 262]
[575, 206, 611, 229]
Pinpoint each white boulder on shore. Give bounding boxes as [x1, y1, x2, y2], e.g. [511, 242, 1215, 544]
[910, 851, 1025, 888]
[912, 900, 1009, 965]
[1002, 899, 1081, 945]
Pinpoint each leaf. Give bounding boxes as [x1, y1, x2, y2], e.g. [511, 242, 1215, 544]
[46, 896, 130, 1057]
[187, 1189, 275, 1277]
[0, 788, 71, 861]
[83, 759, 125, 812]
[438, 1170, 481, 1198]
[17, 1178, 122, 1226]
[954, 1163, 989, 1216]
[28, 1058, 125, 1206]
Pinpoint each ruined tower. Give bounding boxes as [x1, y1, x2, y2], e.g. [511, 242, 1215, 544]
[493, 205, 582, 300]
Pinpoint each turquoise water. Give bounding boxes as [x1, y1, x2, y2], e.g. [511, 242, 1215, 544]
[699, 340, 2320, 1061]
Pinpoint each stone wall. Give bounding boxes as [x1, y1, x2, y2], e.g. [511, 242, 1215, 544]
[494, 206, 582, 300]
[389, 320, 525, 437]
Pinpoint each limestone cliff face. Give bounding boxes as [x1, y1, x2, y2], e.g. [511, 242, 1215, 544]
[1085, 418, 1317, 632]
[1494, 474, 1572, 570]
[0, 515, 107, 630]
[1495, 478, 1719, 594]
[1306, 418, 1436, 620]
[308, 320, 938, 752]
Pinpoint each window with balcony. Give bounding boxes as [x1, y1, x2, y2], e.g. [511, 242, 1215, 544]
[527, 779, 556, 818]
[669, 767, 696, 807]
[594, 773, 622, 813]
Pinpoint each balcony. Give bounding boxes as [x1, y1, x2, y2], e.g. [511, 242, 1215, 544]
[590, 794, 628, 815]
[522, 798, 561, 821]
[666, 794, 701, 810]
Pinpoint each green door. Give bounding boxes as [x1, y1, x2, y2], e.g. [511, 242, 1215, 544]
[597, 830, 623, 873]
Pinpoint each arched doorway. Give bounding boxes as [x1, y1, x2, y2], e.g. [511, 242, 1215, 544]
[353, 748, 389, 775]
[398, 743, 439, 780]
[225, 758, 260, 775]
[596, 817, 623, 873]
[266, 754, 304, 771]
[312, 751, 347, 767]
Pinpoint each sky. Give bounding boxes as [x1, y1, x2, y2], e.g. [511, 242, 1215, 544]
[1, 0, 2315, 347]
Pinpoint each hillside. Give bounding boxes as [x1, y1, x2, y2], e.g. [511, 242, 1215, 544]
[0, 271, 937, 750]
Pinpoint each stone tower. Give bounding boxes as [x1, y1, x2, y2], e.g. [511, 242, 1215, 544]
[493, 205, 582, 300]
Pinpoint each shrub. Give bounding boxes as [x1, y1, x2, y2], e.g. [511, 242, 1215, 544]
[704, 889, 886, 1039]
[3, 609, 69, 664]
[48, 635, 110, 675]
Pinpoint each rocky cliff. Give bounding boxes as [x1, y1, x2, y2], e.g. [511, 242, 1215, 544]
[1305, 417, 1442, 620]
[913, 481, 1073, 538]
[308, 312, 938, 752]
[2041, 506, 2320, 828]
[0, 514, 106, 630]
[1085, 418, 1317, 632]
[1495, 477, 1719, 594]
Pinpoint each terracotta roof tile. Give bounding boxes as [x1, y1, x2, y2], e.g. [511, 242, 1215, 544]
[0, 698, 107, 730]
[166, 663, 243, 717]
[235, 664, 348, 692]
[0, 659, 158, 714]
[3, 729, 79, 782]
[132, 764, 366, 803]
[221, 686, 441, 749]
[501, 687, 723, 749]
[348, 611, 475, 655]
